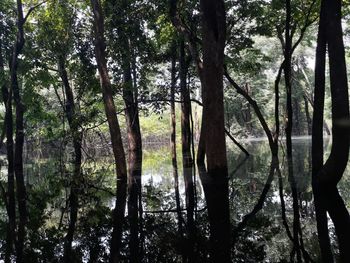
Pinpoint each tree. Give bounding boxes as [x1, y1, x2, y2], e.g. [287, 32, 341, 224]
[7, 0, 45, 261]
[35, 1, 84, 260]
[199, 0, 230, 261]
[0, 1, 16, 261]
[90, 0, 128, 261]
[179, 39, 196, 262]
[312, 0, 350, 262]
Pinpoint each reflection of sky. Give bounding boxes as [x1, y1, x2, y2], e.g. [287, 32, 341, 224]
[143, 172, 167, 185]
[0, 138, 348, 261]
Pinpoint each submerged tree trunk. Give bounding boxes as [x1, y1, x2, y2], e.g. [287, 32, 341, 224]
[90, 1, 128, 262]
[288, 162, 302, 262]
[0, 33, 16, 263]
[10, 1, 28, 261]
[283, 1, 303, 261]
[312, 0, 350, 262]
[169, 0, 206, 166]
[58, 57, 83, 263]
[179, 40, 196, 261]
[121, 43, 143, 263]
[312, 1, 330, 260]
[170, 50, 185, 261]
[199, 1, 230, 261]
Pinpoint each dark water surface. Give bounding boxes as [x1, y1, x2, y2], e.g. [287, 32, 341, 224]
[139, 137, 350, 262]
[0, 137, 349, 262]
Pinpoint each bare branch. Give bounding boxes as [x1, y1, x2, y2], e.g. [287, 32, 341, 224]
[291, 0, 317, 53]
[223, 67, 276, 154]
[224, 128, 250, 157]
[23, 0, 48, 24]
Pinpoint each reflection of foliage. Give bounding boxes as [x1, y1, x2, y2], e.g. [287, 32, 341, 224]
[143, 213, 182, 262]
[234, 215, 271, 262]
[0, 140, 349, 261]
[76, 207, 111, 263]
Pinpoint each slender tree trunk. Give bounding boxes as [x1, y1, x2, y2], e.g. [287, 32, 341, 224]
[179, 40, 196, 261]
[200, 1, 230, 261]
[90, 1, 128, 262]
[58, 57, 83, 263]
[304, 95, 312, 135]
[274, 62, 284, 144]
[121, 44, 142, 263]
[0, 34, 16, 263]
[10, 1, 28, 261]
[131, 53, 144, 257]
[284, 0, 293, 157]
[244, 84, 253, 134]
[283, 1, 303, 261]
[170, 50, 186, 262]
[288, 162, 302, 262]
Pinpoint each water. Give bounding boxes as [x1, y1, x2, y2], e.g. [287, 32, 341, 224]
[0, 138, 349, 262]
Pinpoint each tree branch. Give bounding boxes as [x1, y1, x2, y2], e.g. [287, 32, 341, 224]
[23, 0, 48, 24]
[223, 67, 276, 154]
[224, 128, 249, 157]
[169, 0, 203, 77]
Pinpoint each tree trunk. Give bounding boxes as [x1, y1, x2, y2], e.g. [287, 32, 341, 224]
[170, 50, 186, 261]
[287, 160, 302, 262]
[58, 57, 83, 263]
[283, 2, 303, 261]
[274, 62, 284, 143]
[312, 0, 350, 262]
[121, 43, 142, 263]
[284, 0, 293, 157]
[0, 33, 16, 263]
[312, 0, 331, 259]
[200, 1, 230, 261]
[303, 95, 312, 135]
[90, 1, 128, 262]
[179, 40, 196, 261]
[10, 1, 28, 261]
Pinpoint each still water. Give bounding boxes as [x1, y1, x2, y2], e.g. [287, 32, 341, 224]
[0, 137, 349, 262]
[138, 137, 350, 262]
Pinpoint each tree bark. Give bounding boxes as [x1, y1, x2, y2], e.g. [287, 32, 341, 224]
[90, 1, 128, 262]
[179, 39, 196, 261]
[0, 31, 16, 263]
[169, 0, 205, 165]
[199, 1, 230, 261]
[170, 50, 186, 262]
[10, 1, 28, 261]
[312, 0, 350, 262]
[284, 0, 293, 157]
[121, 42, 143, 263]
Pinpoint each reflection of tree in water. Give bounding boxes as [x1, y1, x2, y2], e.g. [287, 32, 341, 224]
[0, 140, 348, 261]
